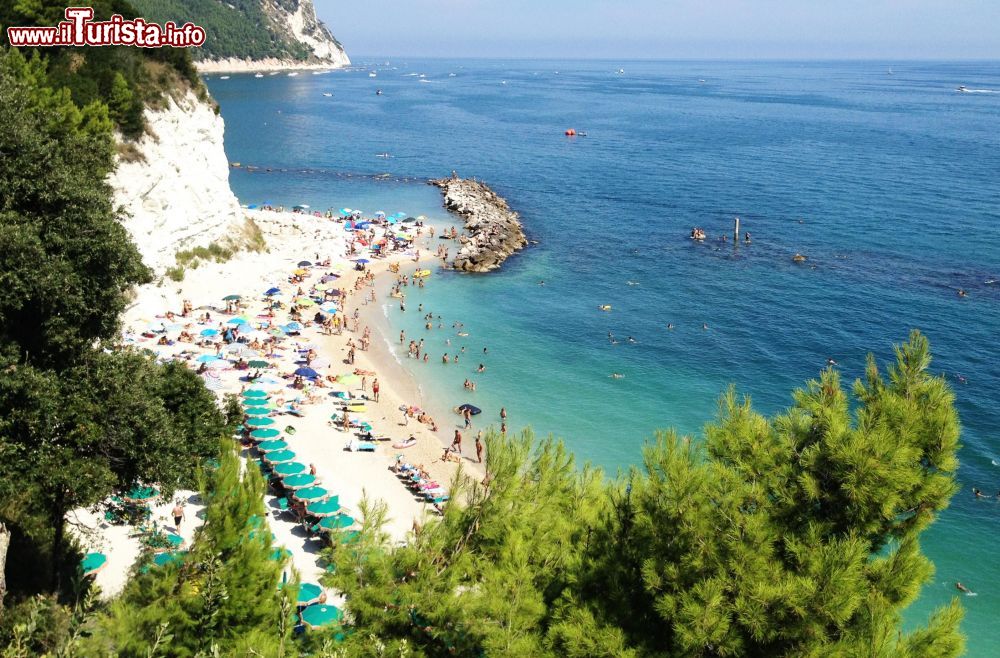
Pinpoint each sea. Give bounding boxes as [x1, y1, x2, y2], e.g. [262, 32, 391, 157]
[207, 59, 1000, 654]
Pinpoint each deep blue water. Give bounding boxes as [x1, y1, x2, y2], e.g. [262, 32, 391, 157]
[207, 59, 1000, 654]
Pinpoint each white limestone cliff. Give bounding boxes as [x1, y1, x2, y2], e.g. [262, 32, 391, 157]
[109, 89, 245, 274]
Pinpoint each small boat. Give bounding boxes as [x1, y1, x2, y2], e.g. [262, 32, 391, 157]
[219, 75, 230, 80]
[376, 89, 383, 95]
[616, 68, 625, 74]
[375, 152, 391, 158]
[598, 305, 612, 311]
[957, 85, 969, 93]
[269, 72, 279, 76]
[369, 72, 377, 78]
[449, 73, 457, 77]
[287, 72, 298, 77]
[254, 73, 264, 78]
[322, 92, 333, 97]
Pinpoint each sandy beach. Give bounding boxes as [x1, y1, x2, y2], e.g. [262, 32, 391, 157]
[69, 205, 481, 597]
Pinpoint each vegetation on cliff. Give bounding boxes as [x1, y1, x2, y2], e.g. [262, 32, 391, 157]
[0, 0, 202, 138]
[131, 0, 333, 63]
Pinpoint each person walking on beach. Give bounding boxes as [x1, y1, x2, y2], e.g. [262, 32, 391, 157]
[361, 376, 368, 394]
[171, 501, 185, 532]
[463, 408, 472, 429]
[372, 378, 380, 402]
[451, 429, 462, 454]
[475, 432, 484, 463]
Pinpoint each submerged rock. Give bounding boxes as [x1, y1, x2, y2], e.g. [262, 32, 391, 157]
[430, 176, 528, 273]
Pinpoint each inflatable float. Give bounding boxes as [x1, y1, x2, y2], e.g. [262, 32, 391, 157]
[413, 269, 432, 278]
[598, 305, 612, 311]
[392, 438, 417, 449]
[456, 403, 482, 416]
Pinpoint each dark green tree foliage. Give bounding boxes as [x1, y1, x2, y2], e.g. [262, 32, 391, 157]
[0, 0, 201, 138]
[324, 332, 964, 658]
[84, 442, 294, 657]
[0, 48, 148, 367]
[131, 0, 315, 62]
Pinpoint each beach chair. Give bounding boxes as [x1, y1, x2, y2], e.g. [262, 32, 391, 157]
[275, 497, 290, 518]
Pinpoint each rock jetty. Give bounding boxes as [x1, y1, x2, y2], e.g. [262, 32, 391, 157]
[430, 176, 528, 272]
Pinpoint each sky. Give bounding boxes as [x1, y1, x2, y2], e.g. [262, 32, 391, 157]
[314, 0, 1000, 60]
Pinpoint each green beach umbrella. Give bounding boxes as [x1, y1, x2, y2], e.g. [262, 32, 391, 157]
[300, 603, 342, 629]
[317, 514, 355, 531]
[258, 439, 288, 452]
[153, 551, 186, 567]
[306, 498, 340, 518]
[265, 449, 296, 464]
[251, 428, 281, 440]
[273, 461, 306, 476]
[81, 552, 107, 576]
[243, 404, 271, 414]
[338, 530, 361, 545]
[242, 390, 269, 399]
[243, 407, 271, 418]
[246, 417, 276, 428]
[269, 546, 292, 562]
[294, 486, 329, 502]
[297, 582, 323, 606]
[281, 473, 317, 489]
[123, 485, 159, 502]
[223, 294, 241, 301]
[248, 359, 270, 368]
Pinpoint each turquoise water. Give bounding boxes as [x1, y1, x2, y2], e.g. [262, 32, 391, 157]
[208, 60, 1000, 653]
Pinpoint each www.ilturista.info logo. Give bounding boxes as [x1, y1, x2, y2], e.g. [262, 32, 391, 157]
[6, 7, 206, 48]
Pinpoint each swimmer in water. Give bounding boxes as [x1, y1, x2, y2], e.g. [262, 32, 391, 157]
[958, 289, 968, 297]
[627, 336, 636, 344]
[956, 582, 972, 594]
[538, 280, 545, 286]
[666, 323, 674, 330]
[827, 358, 838, 366]
[610, 373, 625, 379]
[973, 487, 986, 498]
[702, 323, 709, 330]
[956, 373, 968, 384]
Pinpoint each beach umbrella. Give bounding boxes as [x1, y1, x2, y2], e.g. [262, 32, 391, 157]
[243, 389, 269, 399]
[281, 473, 316, 489]
[293, 298, 316, 307]
[244, 407, 271, 417]
[354, 258, 370, 264]
[297, 260, 312, 267]
[294, 486, 330, 502]
[195, 354, 221, 363]
[81, 552, 107, 576]
[320, 274, 339, 282]
[374, 210, 386, 218]
[294, 367, 320, 379]
[320, 304, 338, 314]
[222, 294, 242, 301]
[152, 551, 186, 568]
[285, 321, 304, 331]
[227, 317, 249, 326]
[264, 449, 296, 464]
[273, 461, 306, 476]
[269, 547, 292, 562]
[258, 439, 288, 452]
[339, 208, 353, 216]
[300, 603, 342, 629]
[123, 486, 159, 502]
[317, 513, 354, 530]
[306, 498, 340, 517]
[199, 329, 219, 337]
[251, 428, 281, 440]
[264, 287, 281, 296]
[246, 417, 276, 428]
[247, 359, 270, 369]
[297, 582, 323, 606]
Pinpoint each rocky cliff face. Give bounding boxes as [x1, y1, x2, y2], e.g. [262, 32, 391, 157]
[276, 0, 349, 65]
[109, 89, 246, 274]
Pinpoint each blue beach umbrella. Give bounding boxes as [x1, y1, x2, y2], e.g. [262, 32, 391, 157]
[200, 328, 219, 337]
[227, 317, 249, 326]
[251, 428, 281, 440]
[244, 407, 271, 417]
[196, 354, 221, 363]
[285, 321, 304, 331]
[294, 367, 320, 378]
[354, 258, 370, 264]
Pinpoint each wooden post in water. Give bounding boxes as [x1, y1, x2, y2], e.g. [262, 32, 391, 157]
[734, 216, 740, 243]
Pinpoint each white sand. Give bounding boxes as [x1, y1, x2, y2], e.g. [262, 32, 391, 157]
[72, 207, 475, 596]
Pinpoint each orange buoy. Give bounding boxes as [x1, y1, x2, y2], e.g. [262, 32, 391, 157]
[565, 128, 576, 136]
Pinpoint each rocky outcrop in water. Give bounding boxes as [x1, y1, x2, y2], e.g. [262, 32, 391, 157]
[431, 177, 528, 272]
